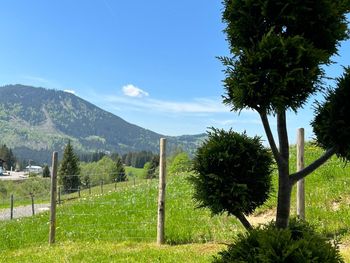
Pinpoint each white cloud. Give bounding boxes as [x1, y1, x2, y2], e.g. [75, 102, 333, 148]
[122, 84, 149, 98]
[102, 95, 251, 114]
[64, 89, 76, 94]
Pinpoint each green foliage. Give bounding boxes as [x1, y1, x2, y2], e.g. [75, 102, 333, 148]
[122, 151, 157, 168]
[0, 175, 239, 251]
[313, 68, 350, 161]
[59, 140, 81, 193]
[42, 165, 50, 178]
[221, 0, 349, 113]
[0, 181, 7, 198]
[191, 128, 273, 218]
[214, 219, 344, 263]
[124, 166, 144, 180]
[0, 144, 16, 170]
[142, 154, 159, 179]
[80, 155, 126, 186]
[111, 155, 126, 182]
[169, 152, 192, 175]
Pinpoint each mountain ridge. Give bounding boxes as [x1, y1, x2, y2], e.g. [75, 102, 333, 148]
[0, 84, 205, 163]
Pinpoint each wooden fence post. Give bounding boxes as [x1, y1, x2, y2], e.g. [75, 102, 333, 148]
[10, 194, 14, 220]
[30, 193, 35, 215]
[100, 180, 104, 194]
[49, 151, 58, 244]
[297, 128, 305, 220]
[157, 138, 166, 245]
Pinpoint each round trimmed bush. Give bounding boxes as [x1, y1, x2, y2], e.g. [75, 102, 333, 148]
[213, 219, 344, 263]
[312, 67, 350, 161]
[190, 128, 273, 220]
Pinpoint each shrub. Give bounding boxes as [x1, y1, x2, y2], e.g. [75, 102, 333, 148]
[214, 219, 344, 263]
[312, 68, 350, 161]
[190, 128, 273, 229]
[168, 152, 192, 175]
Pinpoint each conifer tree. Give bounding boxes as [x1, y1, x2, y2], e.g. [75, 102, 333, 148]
[42, 165, 50, 178]
[59, 140, 80, 193]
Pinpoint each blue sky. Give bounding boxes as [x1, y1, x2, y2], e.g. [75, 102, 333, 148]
[0, 1, 349, 145]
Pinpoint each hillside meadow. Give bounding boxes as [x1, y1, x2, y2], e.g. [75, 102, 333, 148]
[0, 145, 350, 262]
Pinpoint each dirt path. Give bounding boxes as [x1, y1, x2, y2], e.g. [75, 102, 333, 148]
[0, 203, 50, 221]
[248, 209, 276, 226]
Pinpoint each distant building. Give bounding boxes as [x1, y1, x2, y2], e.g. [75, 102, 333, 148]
[25, 165, 43, 174]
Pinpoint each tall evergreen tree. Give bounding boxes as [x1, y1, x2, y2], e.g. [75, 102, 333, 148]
[59, 140, 80, 193]
[42, 165, 50, 178]
[0, 144, 17, 170]
[114, 156, 126, 182]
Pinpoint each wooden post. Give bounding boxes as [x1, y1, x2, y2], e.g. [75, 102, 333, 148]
[296, 128, 305, 220]
[10, 194, 14, 220]
[89, 184, 91, 195]
[31, 193, 35, 215]
[78, 186, 81, 198]
[157, 138, 166, 245]
[100, 180, 103, 194]
[133, 177, 135, 186]
[49, 151, 58, 244]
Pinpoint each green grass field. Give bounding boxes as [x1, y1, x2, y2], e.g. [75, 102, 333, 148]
[1, 145, 350, 262]
[125, 166, 145, 179]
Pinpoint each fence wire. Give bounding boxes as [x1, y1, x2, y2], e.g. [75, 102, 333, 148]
[4, 155, 349, 250]
[54, 172, 159, 242]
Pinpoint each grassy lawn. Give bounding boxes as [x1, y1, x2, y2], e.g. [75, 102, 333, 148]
[125, 166, 145, 179]
[0, 174, 239, 251]
[1, 241, 225, 263]
[1, 145, 350, 261]
[0, 178, 51, 209]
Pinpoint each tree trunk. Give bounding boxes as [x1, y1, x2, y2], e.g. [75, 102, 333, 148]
[276, 111, 291, 229]
[236, 212, 253, 230]
[276, 171, 292, 228]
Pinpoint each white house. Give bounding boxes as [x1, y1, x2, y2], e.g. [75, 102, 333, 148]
[25, 165, 43, 174]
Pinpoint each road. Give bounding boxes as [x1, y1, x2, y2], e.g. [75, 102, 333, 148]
[0, 203, 50, 221]
[0, 171, 28, 181]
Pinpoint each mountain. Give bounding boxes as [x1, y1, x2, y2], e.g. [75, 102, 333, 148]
[0, 85, 206, 164]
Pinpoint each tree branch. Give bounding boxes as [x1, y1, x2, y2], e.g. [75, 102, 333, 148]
[277, 111, 289, 167]
[260, 112, 283, 166]
[235, 212, 253, 231]
[290, 147, 336, 184]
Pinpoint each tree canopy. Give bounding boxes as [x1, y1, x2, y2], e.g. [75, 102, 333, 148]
[221, 0, 349, 113]
[219, 0, 350, 228]
[191, 129, 273, 229]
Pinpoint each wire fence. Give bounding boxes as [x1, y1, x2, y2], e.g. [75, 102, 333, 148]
[54, 172, 159, 242]
[2, 145, 350, 249]
[0, 177, 51, 221]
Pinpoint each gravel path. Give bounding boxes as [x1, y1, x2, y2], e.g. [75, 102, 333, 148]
[0, 203, 50, 221]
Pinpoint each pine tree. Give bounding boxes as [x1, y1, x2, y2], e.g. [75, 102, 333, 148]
[42, 165, 50, 178]
[0, 144, 17, 170]
[110, 154, 126, 182]
[59, 141, 81, 193]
